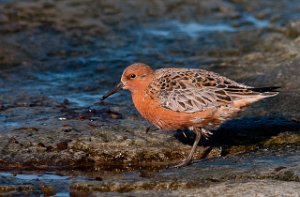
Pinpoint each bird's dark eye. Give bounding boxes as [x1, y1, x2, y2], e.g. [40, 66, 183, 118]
[130, 74, 136, 79]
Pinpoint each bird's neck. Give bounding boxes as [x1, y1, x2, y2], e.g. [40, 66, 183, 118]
[131, 85, 153, 121]
[129, 75, 155, 120]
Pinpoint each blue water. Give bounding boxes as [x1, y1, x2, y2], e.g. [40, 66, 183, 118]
[0, 172, 69, 180]
[0, 172, 86, 196]
[146, 13, 269, 38]
[14, 14, 268, 107]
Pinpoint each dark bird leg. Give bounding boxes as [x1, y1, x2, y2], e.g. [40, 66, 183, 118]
[145, 126, 159, 134]
[171, 127, 205, 168]
[145, 126, 151, 134]
[182, 130, 188, 138]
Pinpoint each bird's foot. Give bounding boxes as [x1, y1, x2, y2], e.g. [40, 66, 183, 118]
[167, 159, 193, 169]
[201, 128, 213, 140]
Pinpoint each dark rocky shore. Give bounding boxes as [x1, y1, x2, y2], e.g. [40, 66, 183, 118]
[0, 0, 300, 196]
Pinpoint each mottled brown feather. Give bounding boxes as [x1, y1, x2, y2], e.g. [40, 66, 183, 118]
[146, 68, 277, 113]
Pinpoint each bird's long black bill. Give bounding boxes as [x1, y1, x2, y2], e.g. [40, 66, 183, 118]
[101, 82, 124, 101]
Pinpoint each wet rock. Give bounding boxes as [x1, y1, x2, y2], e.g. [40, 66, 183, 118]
[281, 19, 300, 38]
[0, 43, 31, 69]
[40, 184, 56, 196]
[67, 146, 300, 196]
[0, 115, 299, 172]
[93, 180, 299, 197]
[0, 185, 35, 196]
[56, 140, 70, 151]
[71, 180, 193, 194]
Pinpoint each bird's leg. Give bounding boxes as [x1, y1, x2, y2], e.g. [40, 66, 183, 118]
[145, 126, 151, 134]
[182, 130, 188, 138]
[171, 127, 203, 168]
[145, 126, 159, 134]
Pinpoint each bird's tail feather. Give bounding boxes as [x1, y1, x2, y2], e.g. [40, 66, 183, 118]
[248, 86, 280, 93]
[248, 86, 280, 97]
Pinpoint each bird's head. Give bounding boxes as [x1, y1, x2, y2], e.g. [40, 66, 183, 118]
[101, 63, 154, 100]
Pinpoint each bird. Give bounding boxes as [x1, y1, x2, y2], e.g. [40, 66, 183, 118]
[101, 63, 279, 168]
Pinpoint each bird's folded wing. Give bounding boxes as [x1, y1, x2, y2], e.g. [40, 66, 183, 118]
[146, 68, 260, 113]
[158, 87, 269, 113]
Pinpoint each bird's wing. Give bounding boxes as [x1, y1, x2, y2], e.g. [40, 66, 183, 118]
[146, 68, 264, 113]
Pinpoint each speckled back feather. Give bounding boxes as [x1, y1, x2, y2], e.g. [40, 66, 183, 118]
[146, 68, 277, 113]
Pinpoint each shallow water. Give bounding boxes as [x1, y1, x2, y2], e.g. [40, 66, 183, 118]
[0, 5, 273, 113]
[1, 172, 69, 180]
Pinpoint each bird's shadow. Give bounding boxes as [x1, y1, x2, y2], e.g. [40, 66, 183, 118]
[174, 116, 300, 156]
